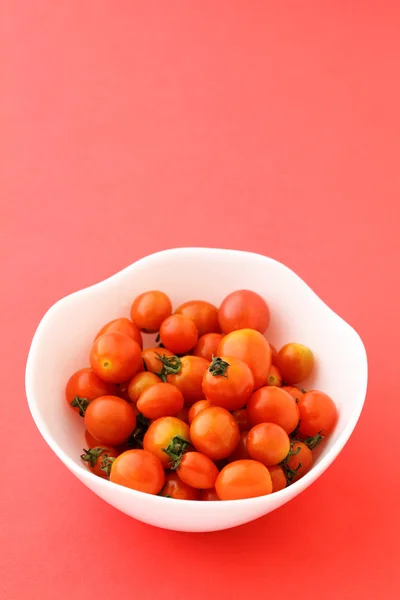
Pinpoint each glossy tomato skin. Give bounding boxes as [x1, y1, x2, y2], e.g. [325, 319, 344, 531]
[202, 356, 254, 411]
[110, 449, 165, 494]
[232, 408, 250, 432]
[175, 300, 219, 336]
[266, 365, 283, 387]
[190, 406, 240, 461]
[66, 368, 116, 415]
[84, 395, 137, 446]
[142, 347, 174, 374]
[167, 356, 209, 405]
[193, 333, 223, 362]
[276, 343, 314, 384]
[84, 429, 101, 448]
[188, 399, 212, 425]
[159, 472, 200, 500]
[160, 314, 198, 355]
[286, 441, 313, 480]
[218, 290, 270, 334]
[143, 416, 190, 467]
[200, 488, 220, 501]
[81, 445, 119, 478]
[269, 343, 278, 365]
[247, 422, 290, 466]
[228, 431, 250, 462]
[217, 329, 271, 390]
[130, 291, 172, 333]
[127, 371, 160, 404]
[269, 465, 287, 492]
[137, 382, 184, 419]
[95, 318, 143, 348]
[176, 452, 219, 489]
[176, 406, 189, 424]
[90, 332, 142, 383]
[247, 386, 299, 434]
[216, 460, 272, 500]
[281, 386, 304, 402]
[297, 390, 338, 436]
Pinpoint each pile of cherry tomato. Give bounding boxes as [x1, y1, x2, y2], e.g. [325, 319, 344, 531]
[66, 289, 338, 501]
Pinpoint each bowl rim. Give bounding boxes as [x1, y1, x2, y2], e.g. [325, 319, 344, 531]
[25, 247, 368, 509]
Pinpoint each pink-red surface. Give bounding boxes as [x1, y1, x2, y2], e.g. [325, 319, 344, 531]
[1, 2, 399, 599]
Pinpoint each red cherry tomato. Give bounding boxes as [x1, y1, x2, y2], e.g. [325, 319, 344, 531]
[174, 452, 219, 489]
[281, 386, 305, 402]
[266, 365, 283, 387]
[268, 465, 287, 492]
[247, 422, 290, 466]
[160, 314, 198, 355]
[216, 460, 273, 500]
[110, 449, 165, 494]
[65, 367, 116, 415]
[193, 333, 223, 362]
[167, 355, 209, 405]
[127, 371, 160, 404]
[275, 343, 314, 384]
[285, 441, 313, 482]
[130, 291, 172, 333]
[202, 356, 254, 411]
[90, 332, 142, 383]
[217, 329, 271, 390]
[84, 395, 136, 446]
[190, 406, 240, 461]
[159, 472, 200, 500]
[228, 431, 250, 462]
[232, 408, 250, 432]
[188, 399, 212, 425]
[141, 347, 174, 374]
[80, 445, 119, 478]
[218, 290, 270, 334]
[137, 382, 184, 420]
[200, 488, 220, 501]
[95, 317, 142, 349]
[176, 406, 189, 424]
[84, 429, 101, 448]
[143, 416, 190, 467]
[297, 390, 338, 436]
[247, 386, 299, 434]
[175, 300, 219, 336]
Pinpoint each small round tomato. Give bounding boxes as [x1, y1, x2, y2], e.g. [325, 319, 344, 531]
[297, 390, 338, 436]
[95, 317, 143, 348]
[230, 409, 249, 432]
[281, 386, 304, 402]
[143, 416, 190, 467]
[159, 472, 200, 500]
[137, 382, 184, 419]
[160, 314, 198, 355]
[130, 290, 172, 333]
[172, 452, 219, 489]
[200, 488, 220, 501]
[80, 445, 119, 478]
[268, 465, 287, 492]
[269, 343, 278, 365]
[247, 422, 290, 466]
[85, 429, 101, 448]
[167, 355, 209, 405]
[90, 332, 142, 383]
[110, 449, 165, 494]
[141, 347, 174, 374]
[84, 395, 137, 446]
[285, 441, 313, 482]
[188, 399, 212, 424]
[175, 300, 219, 336]
[193, 333, 223, 362]
[217, 329, 271, 390]
[218, 290, 270, 334]
[216, 460, 272, 500]
[190, 406, 240, 461]
[276, 343, 314, 384]
[65, 368, 116, 415]
[127, 371, 160, 404]
[228, 431, 250, 462]
[202, 356, 254, 411]
[266, 365, 282, 387]
[247, 386, 299, 434]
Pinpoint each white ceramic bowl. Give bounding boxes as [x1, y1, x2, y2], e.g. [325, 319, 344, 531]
[26, 248, 368, 532]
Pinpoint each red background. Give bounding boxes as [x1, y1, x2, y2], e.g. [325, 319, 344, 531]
[1, 2, 399, 598]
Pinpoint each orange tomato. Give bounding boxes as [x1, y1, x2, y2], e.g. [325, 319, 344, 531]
[65, 367, 116, 415]
[130, 291, 172, 333]
[217, 329, 271, 390]
[137, 382, 184, 420]
[95, 317, 142, 349]
[268, 465, 287, 492]
[275, 343, 314, 384]
[188, 399, 212, 425]
[190, 406, 240, 461]
[90, 332, 142, 383]
[218, 290, 270, 334]
[285, 441, 313, 482]
[202, 356, 254, 411]
[160, 314, 198, 355]
[84, 395, 137, 446]
[193, 333, 223, 362]
[232, 408, 250, 432]
[247, 386, 299, 434]
[228, 431, 250, 462]
[281, 386, 304, 402]
[80, 445, 119, 478]
[174, 452, 219, 489]
[297, 390, 338, 436]
[110, 449, 165, 494]
[141, 347, 174, 374]
[247, 422, 290, 466]
[200, 488, 220, 501]
[216, 460, 272, 500]
[175, 300, 219, 336]
[127, 371, 160, 404]
[266, 365, 283, 387]
[143, 416, 190, 468]
[167, 355, 209, 405]
[159, 472, 200, 500]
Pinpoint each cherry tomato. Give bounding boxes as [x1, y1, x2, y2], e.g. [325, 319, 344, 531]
[167, 355, 209, 405]
[130, 290, 172, 333]
[269, 343, 278, 365]
[216, 460, 272, 500]
[143, 416, 190, 467]
[285, 441, 313, 482]
[160, 314, 198, 355]
[247, 386, 299, 434]
[193, 333, 223, 362]
[247, 422, 290, 466]
[276, 343, 314, 384]
[202, 356, 254, 411]
[137, 382, 184, 420]
[217, 329, 271, 390]
[232, 408, 250, 432]
[85, 429, 101, 448]
[281, 386, 304, 402]
[65, 368, 116, 416]
[174, 452, 219, 489]
[297, 390, 338, 436]
[175, 300, 219, 336]
[110, 449, 165, 494]
[228, 431, 250, 461]
[188, 399, 212, 425]
[200, 488, 220, 501]
[127, 371, 160, 404]
[84, 395, 137, 446]
[159, 472, 200, 500]
[80, 445, 119, 479]
[141, 347, 174, 374]
[266, 365, 282, 387]
[190, 406, 240, 461]
[90, 332, 142, 383]
[95, 317, 142, 348]
[176, 406, 189, 424]
[268, 465, 287, 492]
[218, 290, 270, 334]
